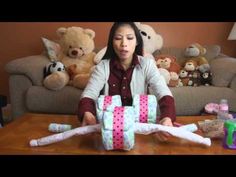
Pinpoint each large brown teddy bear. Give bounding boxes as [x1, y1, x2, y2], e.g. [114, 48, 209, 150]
[184, 43, 210, 73]
[43, 27, 96, 90]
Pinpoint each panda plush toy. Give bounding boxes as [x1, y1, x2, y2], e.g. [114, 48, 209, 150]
[44, 61, 65, 78]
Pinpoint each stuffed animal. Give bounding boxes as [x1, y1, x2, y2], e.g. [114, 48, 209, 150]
[183, 59, 201, 87]
[200, 71, 212, 86]
[44, 61, 66, 78]
[155, 54, 181, 87]
[66, 64, 95, 87]
[43, 27, 96, 90]
[179, 69, 190, 86]
[93, 22, 163, 64]
[135, 22, 163, 59]
[184, 43, 210, 73]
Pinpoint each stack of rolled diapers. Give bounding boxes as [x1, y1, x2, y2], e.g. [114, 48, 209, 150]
[102, 106, 135, 151]
[96, 94, 158, 151]
[133, 95, 157, 123]
[96, 95, 122, 123]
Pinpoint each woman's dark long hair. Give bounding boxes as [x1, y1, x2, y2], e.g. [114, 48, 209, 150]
[102, 22, 143, 60]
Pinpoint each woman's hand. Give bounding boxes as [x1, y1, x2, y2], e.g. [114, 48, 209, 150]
[81, 112, 97, 126]
[154, 117, 173, 142]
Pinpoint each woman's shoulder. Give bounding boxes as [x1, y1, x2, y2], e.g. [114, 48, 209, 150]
[96, 59, 110, 67]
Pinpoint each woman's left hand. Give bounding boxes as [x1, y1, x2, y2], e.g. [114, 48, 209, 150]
[154, 117, 173, 142]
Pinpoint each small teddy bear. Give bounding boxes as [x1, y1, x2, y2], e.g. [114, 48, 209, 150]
[200, 71, 212, 86]
[179, 69, 189, 86]
[183, 59, 201, 86]
[184, 43, 210, 73]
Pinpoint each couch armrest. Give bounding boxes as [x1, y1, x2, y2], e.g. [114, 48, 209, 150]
[9, 75, 32, 120]
[210, 57, 236, 88]
[230, 75, 236, 93]
[5, 54, 49, 86]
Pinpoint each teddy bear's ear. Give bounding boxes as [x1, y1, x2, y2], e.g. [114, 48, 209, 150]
[56, 27, 67, 37]
[84, 29, 95, 39]
[193, 43, 206, 55]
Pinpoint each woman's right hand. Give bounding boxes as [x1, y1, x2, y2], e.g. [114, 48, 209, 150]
[81, 112, 97, 126]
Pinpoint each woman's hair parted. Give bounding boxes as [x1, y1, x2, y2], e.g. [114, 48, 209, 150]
[102, 22, 143, 60]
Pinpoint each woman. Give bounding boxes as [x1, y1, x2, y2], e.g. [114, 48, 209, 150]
[78, 22, 176, 141]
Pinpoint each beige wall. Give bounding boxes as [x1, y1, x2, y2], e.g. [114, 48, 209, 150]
[1, 22, 236, 102]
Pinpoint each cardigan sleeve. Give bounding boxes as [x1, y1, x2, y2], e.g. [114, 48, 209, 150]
[77, 97, 96, 122]
[145, 59, 176, 122]
[146, 59, 173, 99]
[80, 60, 107, 100]
[158, 95, 176, 122]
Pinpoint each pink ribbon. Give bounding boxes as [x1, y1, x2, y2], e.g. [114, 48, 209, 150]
[139, 95, 148, 123]
[112, 106, 125, 149]
[103, 96, 112, 111]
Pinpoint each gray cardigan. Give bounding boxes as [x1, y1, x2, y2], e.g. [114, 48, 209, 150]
[81, 55, 173, 101]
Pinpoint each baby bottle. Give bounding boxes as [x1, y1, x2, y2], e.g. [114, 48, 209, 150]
[217, 99, 229, 120]
[219, 99, 229, 113]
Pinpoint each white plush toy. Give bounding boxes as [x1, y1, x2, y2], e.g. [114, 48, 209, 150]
[135, 22, 163, 60]
[43, 61, 66, 78]
[94, 22, 163, 64]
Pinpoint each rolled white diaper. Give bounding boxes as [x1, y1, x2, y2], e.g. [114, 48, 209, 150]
[101, 106, 135, 151]
[133, 95, 157, 123]
[96, 95, 122, 123]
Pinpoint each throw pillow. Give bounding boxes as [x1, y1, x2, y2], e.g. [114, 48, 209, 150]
[41, 37, 60, 61]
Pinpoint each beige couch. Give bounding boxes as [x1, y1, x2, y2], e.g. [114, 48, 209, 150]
[5, 45, 236, 120]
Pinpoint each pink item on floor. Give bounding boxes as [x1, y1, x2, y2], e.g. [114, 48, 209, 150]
[205, 103, 220, 114]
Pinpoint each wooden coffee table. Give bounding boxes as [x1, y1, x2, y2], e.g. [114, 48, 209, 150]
[0, 113, 235, 155]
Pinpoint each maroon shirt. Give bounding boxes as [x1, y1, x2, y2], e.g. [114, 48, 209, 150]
[78, 55, 176, 122]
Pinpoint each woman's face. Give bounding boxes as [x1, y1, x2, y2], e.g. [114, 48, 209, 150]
[113, 25, 137, 62]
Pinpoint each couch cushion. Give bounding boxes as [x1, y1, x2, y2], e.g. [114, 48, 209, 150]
[211, 57, 236, 87]
[169, 86, 236, 115]
[27, 86, 236, 116]
[26, 86, 83, 114]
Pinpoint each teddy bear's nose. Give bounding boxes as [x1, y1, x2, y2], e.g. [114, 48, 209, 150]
[71, 50, 78, 55]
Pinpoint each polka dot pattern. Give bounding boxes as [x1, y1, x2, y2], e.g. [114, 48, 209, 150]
[103, 96, 112, 111]
[139, 95, 148, 123]
[112, 106, 124, 149]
